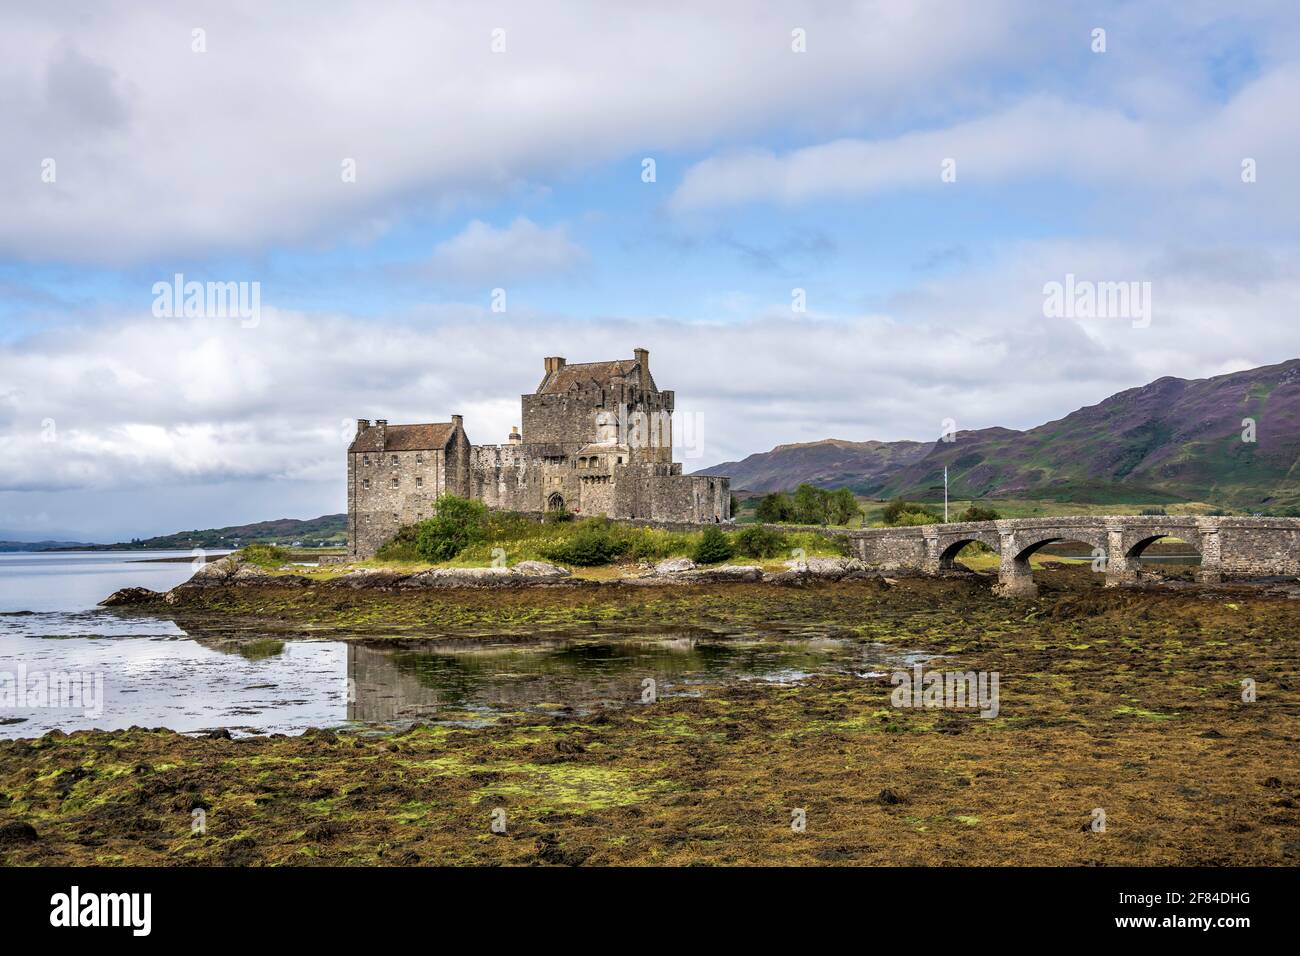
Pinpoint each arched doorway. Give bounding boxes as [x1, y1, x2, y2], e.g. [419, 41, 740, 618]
[546, 493, 565, 512]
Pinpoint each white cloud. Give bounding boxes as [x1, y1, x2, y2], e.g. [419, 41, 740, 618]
[669, 70, 1300, 230]
[0, 0, 1028, 263]
[427, 218, 585, 283]
[2, 238, 1296, 516]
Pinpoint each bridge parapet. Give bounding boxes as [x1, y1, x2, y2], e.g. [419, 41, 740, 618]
[845, 515, 1300, 597]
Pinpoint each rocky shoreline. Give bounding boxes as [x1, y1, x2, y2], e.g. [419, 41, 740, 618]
[98, 553, 898, 607]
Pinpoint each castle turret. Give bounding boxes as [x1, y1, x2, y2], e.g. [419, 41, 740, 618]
[634, 347, 650, 393]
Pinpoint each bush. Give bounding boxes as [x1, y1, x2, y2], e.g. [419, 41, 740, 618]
[733, 523, 788, 558]
[693, 526, 734, 564]
[416, 495, 490, 561]
[374, 525, 422, 562]
[543, 507, 573, 523]
[541, 517, 628, 566]
[882, 499, 942, 526]
[958, 505, 1001, 523]
[238, 544, 291, 568]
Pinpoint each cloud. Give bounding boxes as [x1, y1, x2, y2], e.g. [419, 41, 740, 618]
[668, 71, 1300, 230]
[427, 218, 586, 283]
[0, 0, 1028, 264]
[2, 238, 1296, 511]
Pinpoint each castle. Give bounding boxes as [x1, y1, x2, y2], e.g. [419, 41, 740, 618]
[347, 348, 731, 557]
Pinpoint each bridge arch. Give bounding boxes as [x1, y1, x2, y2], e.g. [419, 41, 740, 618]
[937, 537, 997, 570]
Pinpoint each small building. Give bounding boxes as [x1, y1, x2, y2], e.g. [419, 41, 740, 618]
[347, 348, 729, 558]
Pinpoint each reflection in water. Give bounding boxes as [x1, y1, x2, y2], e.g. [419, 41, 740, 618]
[1, 620, 924, 736]
[346, 636, 925, 726]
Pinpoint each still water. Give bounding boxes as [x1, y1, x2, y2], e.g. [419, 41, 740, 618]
[0, 551, 923, 738]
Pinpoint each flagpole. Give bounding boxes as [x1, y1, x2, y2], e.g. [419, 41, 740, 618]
[944, 466, 949, 522]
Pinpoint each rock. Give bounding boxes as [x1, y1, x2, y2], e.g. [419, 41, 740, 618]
[512, 560, 571, 578]
[779, 556, 870, 581]
[330, 568, 411, 589]
[186, 556, 241, 586]
[877, 788, 903, 806]
[0, 821, 38, 845]
[98, 587, 162, 607]
[678, 565, 764, 583]
[653, 557, 696, 574]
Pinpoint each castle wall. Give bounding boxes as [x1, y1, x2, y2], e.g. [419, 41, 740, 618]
[349, 447, 449, 557]
[347, 351, 729, 558]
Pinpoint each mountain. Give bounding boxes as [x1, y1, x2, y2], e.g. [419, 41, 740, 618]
[703, 439, 933, 493]
[697, 359, 1300, 510]
[2, 514, 348, 552]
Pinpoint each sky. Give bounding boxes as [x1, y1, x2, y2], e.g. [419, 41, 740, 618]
[1, 0, 1299, 541]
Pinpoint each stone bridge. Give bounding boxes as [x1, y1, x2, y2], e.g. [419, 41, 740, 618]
[846, 516, 1300, 597]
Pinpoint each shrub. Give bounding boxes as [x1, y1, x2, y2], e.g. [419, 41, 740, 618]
[693, 526, 734, 564]
[416, 495, 490, 562]
[238, 544, 291, 568]
[541, 518, 628, 566]
[890, 509, 941, 527]
[958, 505, 1001, 523]
[733, 523, 788, 558]
[882, 499, 942, 526]
[543, 507, 573, 523]
[375, 525, 422, 562]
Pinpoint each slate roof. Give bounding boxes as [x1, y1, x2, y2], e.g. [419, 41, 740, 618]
[348, 422, 455, 453]
[538, 359, 655, 394]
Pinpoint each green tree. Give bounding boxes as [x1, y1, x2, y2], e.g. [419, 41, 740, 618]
[416, 495, 490, 561]
[755, 492, 795, 523]
[958, 505, 1001, 523]
[826, 488, 862, 526]
[693, 526, 734, 564]
[541, 517, 627, 566]
[791, 483, 831, 525]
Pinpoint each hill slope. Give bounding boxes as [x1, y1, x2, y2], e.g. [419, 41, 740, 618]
[698, 360, 1300, 510]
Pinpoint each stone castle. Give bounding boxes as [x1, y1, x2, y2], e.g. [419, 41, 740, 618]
[347, 348, 730, 557]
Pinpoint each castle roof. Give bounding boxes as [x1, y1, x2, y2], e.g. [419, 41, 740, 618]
[349, 422, 456, 453]
[537, 358, 655, 394]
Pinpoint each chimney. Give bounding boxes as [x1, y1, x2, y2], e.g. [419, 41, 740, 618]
[375, 419, 387, 450]
[451, 414, 463, 429]
[508, 425, 522, 444]
[356, 419, 370, 437]
[544, 356, 566, 375]
[634, 347, 650, 393]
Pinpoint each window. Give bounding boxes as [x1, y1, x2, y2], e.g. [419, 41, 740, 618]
[416, 453, 423, 464]
[362, 455, 370, 465]
[362, 479, 370, 489]
[391, 477, 399, 488]
[391, 455, 398, 465]
[416, 477, 423, 487]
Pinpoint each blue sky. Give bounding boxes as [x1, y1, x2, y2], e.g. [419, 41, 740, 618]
[1, 1, 1298, 540]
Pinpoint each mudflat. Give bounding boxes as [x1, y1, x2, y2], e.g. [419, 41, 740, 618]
[2, 569, 1298, 866]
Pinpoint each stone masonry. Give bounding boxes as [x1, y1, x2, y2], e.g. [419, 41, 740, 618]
[348, 348, 729, 557]
[848, 515, 1300, 597]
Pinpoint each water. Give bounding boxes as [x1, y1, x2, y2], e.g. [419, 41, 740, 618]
[0, 550, 225, 615]
[0, 550, 923, 738]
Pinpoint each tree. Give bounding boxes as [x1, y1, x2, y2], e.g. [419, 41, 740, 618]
[693, 526, 734, 564]
[827, 487, 862, 526]
[958, 505, 1001, 523]
[755, 492, 795, 523]
[791, 483, 830, 525]
[416, 495, 489, 561]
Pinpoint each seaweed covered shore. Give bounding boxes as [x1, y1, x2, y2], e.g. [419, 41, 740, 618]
[3, 570, 1299, 866]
